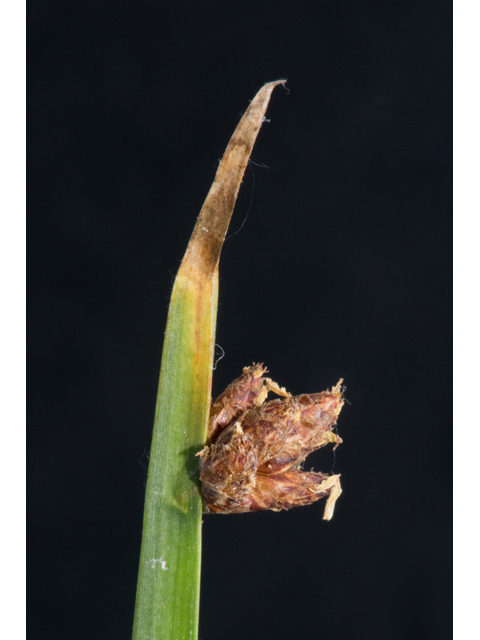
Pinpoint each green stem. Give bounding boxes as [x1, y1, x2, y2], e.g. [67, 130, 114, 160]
[132, 80, 285, 640]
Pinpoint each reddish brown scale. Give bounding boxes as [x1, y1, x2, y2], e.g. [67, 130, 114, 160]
[199, 425, 257, 507]
[198, 365, 345, 520]
[241, 471, 332, 512]
[208, 363, 267, 442]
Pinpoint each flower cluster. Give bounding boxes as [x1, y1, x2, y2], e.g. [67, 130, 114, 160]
[198, 364, 344, 520]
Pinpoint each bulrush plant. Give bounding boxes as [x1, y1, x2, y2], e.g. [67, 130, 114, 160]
[132, 81, 345, 640]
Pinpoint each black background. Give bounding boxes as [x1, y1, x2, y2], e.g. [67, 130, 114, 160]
[29, 1, 452, 639]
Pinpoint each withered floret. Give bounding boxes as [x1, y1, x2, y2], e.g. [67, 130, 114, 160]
[198, 365, 344, 520]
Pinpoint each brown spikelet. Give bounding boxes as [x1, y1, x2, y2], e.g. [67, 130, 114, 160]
[199, 366, 344, 520]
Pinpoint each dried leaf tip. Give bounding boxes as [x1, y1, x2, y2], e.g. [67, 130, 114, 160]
[182, 81, 287, 275]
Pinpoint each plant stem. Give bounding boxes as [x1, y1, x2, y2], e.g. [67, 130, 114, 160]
[132, 80, 285, 640]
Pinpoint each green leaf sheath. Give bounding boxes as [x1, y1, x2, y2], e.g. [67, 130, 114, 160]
[132, 81, 285, 640]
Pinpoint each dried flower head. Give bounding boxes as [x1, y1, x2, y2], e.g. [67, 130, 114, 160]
[198, 364, 344, 520]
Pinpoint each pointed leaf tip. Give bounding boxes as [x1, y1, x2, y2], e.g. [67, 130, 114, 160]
[182, 81, 286, 275]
